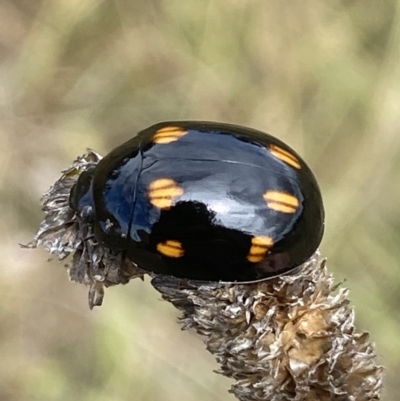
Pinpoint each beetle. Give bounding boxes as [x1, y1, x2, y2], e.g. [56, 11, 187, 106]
[69, 121, 324, 282]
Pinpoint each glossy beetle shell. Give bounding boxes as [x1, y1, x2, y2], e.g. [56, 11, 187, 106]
[70, 121, 324, 282]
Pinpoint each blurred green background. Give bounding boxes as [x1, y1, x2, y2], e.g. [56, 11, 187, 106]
[1, 1, 399, 400]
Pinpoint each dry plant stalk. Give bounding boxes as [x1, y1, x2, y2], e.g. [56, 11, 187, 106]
[25, 152, 383, 401]
[152, 257, 383, 401]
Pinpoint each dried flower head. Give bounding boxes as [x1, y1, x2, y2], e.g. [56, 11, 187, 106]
[152, 256, 383, 401]
[25, 152, 383, 401]
[23, 151, 145, 308]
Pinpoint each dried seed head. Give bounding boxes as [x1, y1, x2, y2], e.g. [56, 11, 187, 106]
[151, 256, 383, 401]
[25, 152, 383, 400]
[23, 150, 145, 308]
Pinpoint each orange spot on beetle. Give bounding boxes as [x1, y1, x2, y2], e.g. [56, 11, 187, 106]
[269, 144, 301, 169]
[263, 190, 299, 213]
[157, 240, 184, 258]
[247, 235, 274, 263]
[148, 178, 184, 209]
[152, 126, 188, 144]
